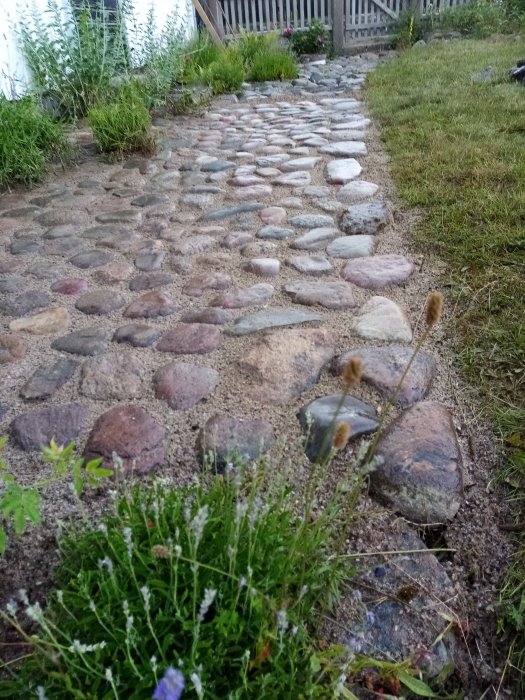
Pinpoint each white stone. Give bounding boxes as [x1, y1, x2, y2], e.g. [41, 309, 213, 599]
[320, 141, 367, 157]
[325, 159, 362, 184]
[352, 297, 412, 342]
[326, 235, 376, 258]
[337, 181, 379, 203]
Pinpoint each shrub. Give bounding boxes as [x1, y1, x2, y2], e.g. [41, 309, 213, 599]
[205, 59, 245, 94]
[249, 48, 298, 81]
[286, 19, 331, 56]
[0, 96, 68, 188]
[231, 30, 279, 66]
[180, 32, 224, 83]
[88, 96, 155, 156]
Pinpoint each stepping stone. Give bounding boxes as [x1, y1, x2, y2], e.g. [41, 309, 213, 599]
[210, 283, 274, 309]
[0, 334, 26, 364]
[237, 328, 334, 404]
[337, 181, 379, 203]
[157, 324, 221, 354]
[0, 291, 51, 317]
[372, 402, 463, 524]
[20, 358, 78, 401]
[352, 297, 412, 342]
[327, 235, 375, 258]
[172, 235, 217, 256]
[76, 291, 126, 315]
[182, 272, 232, 297]
[325, 159, 362, 184]
[342, 254, 414, 289]
[135, 249, 165, 271]
[280, 157, 321, 172]
[131, 193, 170, 207]
[286, 255, 333, 275]
[51, 327, 113, 356]
[124, 290, 178, 318]
[257, 225, 293, 240]
[84, 405, 166, 473]
[290, 214, 334, 228]
[70, 250, 113, 269]
[196, 415, 275, 471]
[94, 262, 134, 283]
[181, 308, 234, 325]
[284, 281, 356, 309]
[202, 203, 264, 221]
[259, 206, 287, 225]
[9, 307, 71, 334]
[341, 201, 390, 235]
[230, 184, 273, 200]
[291, 228, 339, 251]
[299, 394, 379, 463]
[320, 141, 367, 157]
[334, 346, 437, 408]
[113, 323, 161, 347]
[272, 171, 312, 187]
[243, 258, 280, 277]
[227, 307, 324, 336]
[129, 272, 174, 291]
[95, 209, 142, 224]
[153, 362, 219, 410]
[222, 232, 253, 249]
[11, 403, 88, 452]
[80, 352, 145, 400]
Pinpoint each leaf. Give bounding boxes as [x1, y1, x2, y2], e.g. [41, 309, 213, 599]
[397, 670, 437, 697]
[0, 524, 6, 555]
[310, 654, 321, 674]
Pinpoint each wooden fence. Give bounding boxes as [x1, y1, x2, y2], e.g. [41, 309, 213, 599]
[207, 0, 471, 45]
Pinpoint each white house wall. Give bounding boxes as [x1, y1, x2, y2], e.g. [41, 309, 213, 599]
[0, 0, 196, 99]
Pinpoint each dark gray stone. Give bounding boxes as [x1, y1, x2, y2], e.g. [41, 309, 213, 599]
[227, 307, 324, 336]
[20, 358, 78, 401]
[0, 291, 51, 317]
[11, 403, 88, 451]
[51, 327, 113, 356]
[290, 214, 335, 228]
[113, 323, 162, 347]
[256, 225, 294, 240]
[196, 414, 275, 471]
[75, 291, 126, 315]
[340, 201, 390, 235]
[129, 272, 174, 291]
[200, 159, 236, 172]
[70, 250, 113, 269]
[131, 193, 170, 207]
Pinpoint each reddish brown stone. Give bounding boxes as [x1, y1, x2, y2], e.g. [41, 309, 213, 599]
[182, 272, 232, 298]
[51, 278, 88, 295]
[153, 362, 219, 409]
[157, 324, 221, 355]
[11, 403, 88, 451]
[124, 290, 179, 318]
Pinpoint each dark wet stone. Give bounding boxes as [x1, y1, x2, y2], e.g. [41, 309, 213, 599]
[196, 414, 275, 471]
[20, 358, 78, 401]
[80, 352, 145, 400]
[0, 275, 25, 294]
[238, 328, 335, 405]
[172, 235, 217, 256]
[51, 278, 89, 295]
[202, 203, 264, 221]
[10, 238, 41, 255]
[129, 272, 174, 291]
[11, 403, 88, 452]
[182, 272, 232, 298]
[181, 308, 234, 325]
[284, 281, 356, 309]
[51, 327, 113, 356]
[75, 290, 126, 315]
[157, 323, 221, 354]
[124, 290, 179, 318]
[210, 283, 274, 309]
[256, 225, 293, 240]
[334, 346, 436, 408]
[372, 401, 463, 524]
[153, 362, 219, 410]
[1, 205, 42, 218]
[341, 255, 414, 290]
[134, 249, 165, 271]
[95, 209, 141, 224]
[70, 250, 113, 269]
[84, 405, 166, 473]
[0, 334, 26, 364]
[0, 291, 51, 317]
[131, 193, 170, 207]
[113, 323, 162, 347]
[298, 394, 379, 462]
[201, 159, 236, 172]
[340, 201, 390, 235]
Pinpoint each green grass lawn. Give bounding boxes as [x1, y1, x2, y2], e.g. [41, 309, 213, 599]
[366, 35, 525, 677]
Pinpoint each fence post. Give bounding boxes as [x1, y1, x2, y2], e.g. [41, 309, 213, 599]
[206, 0, 225, 38]
[332, 0, 344, 54]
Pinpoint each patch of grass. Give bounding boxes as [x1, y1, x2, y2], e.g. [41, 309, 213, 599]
[205, 58, 245, 94]
[0, 96, 69, 188]
[249, 48, 298, 82]
[88, 95, 155, 156]
[366, 35, 525, 681]
[180, 31, 223, 83]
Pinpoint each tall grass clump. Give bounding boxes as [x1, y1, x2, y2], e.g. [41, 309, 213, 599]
[205, 57, 245, 94]
[0, 95, 68, 188]
[88, 92, 155, 156]
[180, 31, 224, 83]
[249, 48, 298, 82]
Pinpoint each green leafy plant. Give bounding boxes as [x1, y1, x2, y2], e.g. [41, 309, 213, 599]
[0, 95, 69, 188]
[285, 19, 331, 56]
[179, 31, 224, 83]
[0, 438, 112, 555]
[88, 95, 155, 156]
[205, 58, 245, 94]
[249, 48, 298, 82]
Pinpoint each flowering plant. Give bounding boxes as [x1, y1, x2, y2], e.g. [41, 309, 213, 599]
[286, 19, 331, 55]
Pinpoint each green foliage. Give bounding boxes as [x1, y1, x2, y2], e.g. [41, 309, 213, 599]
[205, 58, 245, 94]
[249, 48, 299, 82]
[0, 96, 68, 188]
[0, 438, 111, 554]
[287, 20, 331, 56]
[88, 94, 155, 156]
[180, 32, 223, 83]
[231, 30, 279, 66]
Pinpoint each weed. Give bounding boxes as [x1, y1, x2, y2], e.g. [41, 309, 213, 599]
[88, 96, 155, 156]
[284, 19, 331, 56]
[0, 96, 68, 188]
[205, 59, 245, 94]
[249, 48, 298, 82]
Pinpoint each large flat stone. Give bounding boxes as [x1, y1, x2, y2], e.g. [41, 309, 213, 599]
[342, 255, 414, 289]
[326, 235, 376, 258]
[352, 296, 412, 343]
[325, 159, 362, 184]
[290, 228, 339, 251]
[9, 308, 71, 335]
[154, 362, 219, 410]
[286, 255, 333, 276]
[340, 201, 390, 235]
[157, 324, 221, 354]
[11, 403, 88, 451]
[51, 327, 113, 356]
[124, 290, 179, 318]
[210, 283, 274, 309]
[196, 414, 275, 471]
[228, 308, 324, 336]
[284, 281, 356, 309]
[80, 352, 145, 400]
[337, 180, 379, 203]
[20, 358, 78, 401]
[320, 141, 367, 157]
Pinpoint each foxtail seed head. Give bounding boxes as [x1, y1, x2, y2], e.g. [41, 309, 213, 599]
[333, 423, 351, 450]
[425, 292, 443, 327]
[342, 357, 363, 387]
